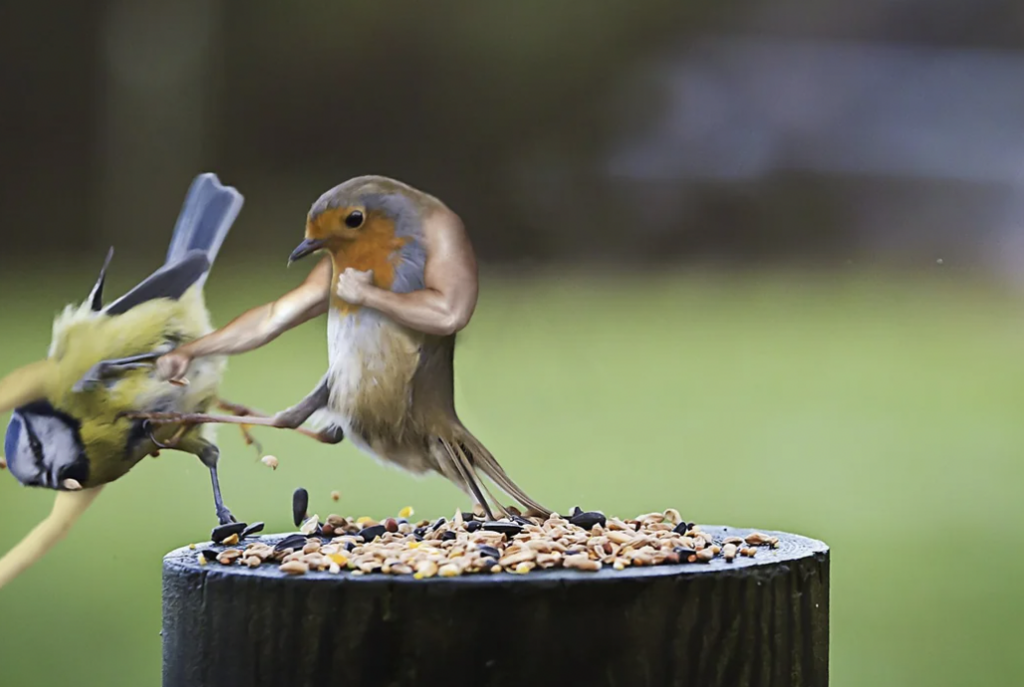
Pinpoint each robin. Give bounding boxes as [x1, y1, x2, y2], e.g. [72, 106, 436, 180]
[141, 175, 550, 519]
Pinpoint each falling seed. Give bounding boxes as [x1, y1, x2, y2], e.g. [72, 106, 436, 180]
[0, 457, 7, 470]
[261, 455, 279, 470]
[62, 478, 83, 491]
[292, 488, 309, 527]
[399, 506, 414, 519]
[331, 490, 341, 501]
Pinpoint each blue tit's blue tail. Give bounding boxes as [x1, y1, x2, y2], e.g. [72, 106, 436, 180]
[164, 173, 244, 282]
[102, 174, 244, 316]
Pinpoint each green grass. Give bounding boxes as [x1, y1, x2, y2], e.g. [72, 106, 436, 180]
[0, 259, 1022, 686]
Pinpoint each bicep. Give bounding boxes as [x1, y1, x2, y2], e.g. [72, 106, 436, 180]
[422, 213, 479, 324]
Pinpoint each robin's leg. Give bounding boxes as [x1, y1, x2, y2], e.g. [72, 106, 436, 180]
[216, 399, 267, 455]
[127, 376, 344, 445]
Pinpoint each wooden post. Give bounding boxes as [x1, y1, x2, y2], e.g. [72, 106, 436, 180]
[162, 526, 829, 687]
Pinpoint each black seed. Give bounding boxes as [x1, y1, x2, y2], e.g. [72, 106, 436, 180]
[358, 524, 387, 543]
[397, 519, 408, 525]
[673, 522, 690, 535]
[441, 531, 457, 541]
[466, 521, 482, 533]
[458, 510, 475, 522]
[569, 511, 606, 530]
[478, 545, 501, 559]
[510, 515, 531, 526]
[413, 527, 428, 540]
[200, 549, 219, 561]
[482, 520, 522, 536]
[674, 547, 696, 561]
[292, 488, 309, 527]
[241, 522, 265, 539]
[431, 517, 447, 531]
[274, 534, 309, 552]
[210, 522, 247, 543]
[571, 506, 583, 517]
[345, 541, 355, 551]
[481, 557, 498, 569]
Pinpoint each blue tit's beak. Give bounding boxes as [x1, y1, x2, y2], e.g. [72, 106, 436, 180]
[288, 238, 327, 265]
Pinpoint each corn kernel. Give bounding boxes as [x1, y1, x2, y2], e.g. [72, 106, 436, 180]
[399, 506, 414, 519]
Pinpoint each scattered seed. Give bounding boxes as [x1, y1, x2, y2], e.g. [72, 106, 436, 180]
[292, 488, 309, 527]
[221, 533, 240, 546]
[279, 560, 309, 575]
[274, 534, 309, 552]
[331, 490, 341, 502]
[696, 548, 715, 563]
[570, 511, 607, 530]
[481, 520, 523, 536]
[210, 521, 247, 544]
[261, 455, 279, 470]
[441, 531, 457, 542]
[200, 549, 219, 562]
[466, 521, 481, 533]
[723, 543, 738, 562]
[241, 522, 265, 539]
[431, 517, 447, 531]
[0, 457, 7, 470]
[217, 549, 242, 565]
[745, 532, 771, 546]
[399, 506, 415, 519]
[438, 563, 460, 577]
[197, 553, 207, 566]
[358, 524, 387, 543]
[383, 518, 399, 533]
[300, 515, 320, 536]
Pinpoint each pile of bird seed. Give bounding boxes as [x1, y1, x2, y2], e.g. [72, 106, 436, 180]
[193, 505, 781, 578]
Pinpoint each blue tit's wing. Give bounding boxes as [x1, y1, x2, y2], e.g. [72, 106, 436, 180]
[86, 247, 115, 311]
[103, 251, 210, 316]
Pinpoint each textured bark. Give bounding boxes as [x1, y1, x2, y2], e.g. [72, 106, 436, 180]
[162, 526, 829, 687]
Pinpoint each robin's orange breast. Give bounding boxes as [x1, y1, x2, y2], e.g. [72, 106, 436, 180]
[327, 214, 409, 315]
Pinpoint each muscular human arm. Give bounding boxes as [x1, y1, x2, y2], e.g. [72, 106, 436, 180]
[157, 256, 333, 381]
[338, 208, 479, 337]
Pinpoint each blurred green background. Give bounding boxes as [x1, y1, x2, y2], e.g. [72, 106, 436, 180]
[4, 1, 1024, 686]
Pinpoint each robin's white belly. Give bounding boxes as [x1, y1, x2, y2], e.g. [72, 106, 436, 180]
[324, 308, 420, 457]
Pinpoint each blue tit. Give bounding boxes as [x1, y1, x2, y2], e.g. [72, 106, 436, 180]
[0, 173, 250, 589]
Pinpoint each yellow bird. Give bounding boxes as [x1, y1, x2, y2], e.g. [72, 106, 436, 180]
[137, 175, 550, 520]
[0, 173, 253, 589]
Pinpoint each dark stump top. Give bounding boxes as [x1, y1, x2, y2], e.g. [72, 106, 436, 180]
[164, 525, 829, 586]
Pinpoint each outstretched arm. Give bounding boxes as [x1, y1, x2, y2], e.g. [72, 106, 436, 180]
[337, 207, 479, 336]
[0, 360, 54, 414]
[158, 256, 333, 381]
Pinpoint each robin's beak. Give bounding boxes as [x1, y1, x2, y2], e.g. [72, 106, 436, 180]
[288, 238, 327, 265]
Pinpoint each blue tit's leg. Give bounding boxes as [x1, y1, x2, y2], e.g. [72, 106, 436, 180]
[174, 435, 239, 526]
[73, 351, 167, 393]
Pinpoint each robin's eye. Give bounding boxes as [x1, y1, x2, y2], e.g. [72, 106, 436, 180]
[344, 211, 364, 229]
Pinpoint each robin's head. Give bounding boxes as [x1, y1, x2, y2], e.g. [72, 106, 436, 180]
[288, 176, 434, 265]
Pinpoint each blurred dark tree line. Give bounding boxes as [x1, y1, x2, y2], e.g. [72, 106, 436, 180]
[3, 0, 1024, 267]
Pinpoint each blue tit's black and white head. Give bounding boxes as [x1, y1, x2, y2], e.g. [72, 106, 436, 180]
[4, 401, 90, 490]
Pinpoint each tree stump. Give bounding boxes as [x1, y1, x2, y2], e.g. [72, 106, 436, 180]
[162, 526, 829, 687]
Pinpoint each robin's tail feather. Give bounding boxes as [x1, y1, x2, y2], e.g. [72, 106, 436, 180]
[436, 426, 551, 519]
